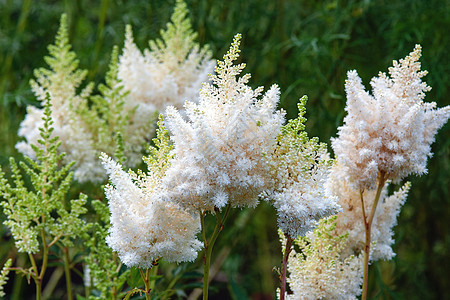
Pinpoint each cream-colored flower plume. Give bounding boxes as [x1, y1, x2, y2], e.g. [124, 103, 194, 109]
[118, 0, 214, 115]
[100, 117, 202, 268]
[162, 34, 285, 212]
[264, 97, 340, 238]
[282, 218, 364, 300]
[332, 45, 450, 190]
[16, 15, 103, 182]
[100, 145, 202, 267]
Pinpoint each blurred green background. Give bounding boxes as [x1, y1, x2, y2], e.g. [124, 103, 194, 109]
[0, 0, 449, 299]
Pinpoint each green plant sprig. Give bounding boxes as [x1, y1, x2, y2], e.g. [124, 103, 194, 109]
[0, 98, 88, 299]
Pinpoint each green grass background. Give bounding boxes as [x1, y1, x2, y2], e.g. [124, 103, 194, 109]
[0, 0, 449, 299]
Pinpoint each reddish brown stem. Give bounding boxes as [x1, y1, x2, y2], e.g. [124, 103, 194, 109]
[280, 234, 293, 300]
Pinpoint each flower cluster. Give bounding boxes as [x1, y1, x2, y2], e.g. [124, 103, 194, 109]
[283, 218, 364, 300]
[100, 118, 202, 268]
[162, 34, 285, 212]
[16, 0, 213, 183]
[332, 45, 450, 190]
[15, 14, 102, 182]
[118, 0, 214, 117]
[282, 45, 449, 299]
[102, 34, 344, 272]
[3, 1, 449, 297]
[263, 96, 340, 238]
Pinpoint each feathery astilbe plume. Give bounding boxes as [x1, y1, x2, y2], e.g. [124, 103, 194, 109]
[162, 34, 285, 212]
[329, 45, 449, 299]
[281, 166, 410, 300]
[281, 218, 364, 300]
[332, 45, 450, 190]
[15, 14, 104, 182]
[265, 97, 340, 300]
[101, 117, 202, 268]
[118, 0, 214, 117]
[264, 96, 340, 239]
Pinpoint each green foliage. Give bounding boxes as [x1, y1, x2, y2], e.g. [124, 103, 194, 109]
[0, 258, 12, 297]
[273, 95, 331, 186]
[150, 0, 211, 66]
[0, 0, 448, 298]
[83, 45, 132, 163]
[142, 115, 174, 179]
[0, 99, 88, 254]
[294, 215, 348, 258]
[31, 14, 93, 108]
[0, 99, 89, 298]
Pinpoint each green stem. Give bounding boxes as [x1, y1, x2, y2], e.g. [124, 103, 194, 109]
[63, 247, 73, 300]
[30, 228, 50, 300]
[39, 229, 49, 281]
[361, 172, 387, 300]
[149, 264, 158, 291]
[280, 234, 293, 300]
[202, 204, 231, 300]
[139, 268, 151, 300]
[35, 279, 42, 300]
[28, 254, 41, 300]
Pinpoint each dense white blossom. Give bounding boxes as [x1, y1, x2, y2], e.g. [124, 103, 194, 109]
[101, 153, 202, 268]
[332, 45, 450, 190]
[17, 1, 213, 183]
[118, 0, 214, 116]
[161, 34, 285, 212]
[282, 218, 364, 300]
[263, 97, 340, 238]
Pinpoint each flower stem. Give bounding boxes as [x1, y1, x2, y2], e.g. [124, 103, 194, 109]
[139, 268, 151, 300]
[202, 204, 231, 300]
[361, 172, 387, 300]
[280, 234, 293, 300]
[28, 253, 41, 300]
[63, 247, 73, 300]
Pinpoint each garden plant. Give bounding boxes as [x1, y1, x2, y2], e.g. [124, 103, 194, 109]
[0, 0, 449, 299]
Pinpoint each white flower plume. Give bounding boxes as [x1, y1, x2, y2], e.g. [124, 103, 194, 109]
[332, 45, 450, 190]
[264, 97, 340, 238]
[162, 34, 285, 212]
[100, 151, 202, 268]
[118, 0, 215, 115]
[282, 218, 364, 300]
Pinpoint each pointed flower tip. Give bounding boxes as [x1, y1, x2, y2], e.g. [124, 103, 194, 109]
[125, 24, 133, 40]
[223, 33, 243, 62]
[60, 13, 67, 25]
[99, 152, 108, 160]
[233, 33, 242, 43]
[413, 44, 422, 54]
[299, 95, 308, 106]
